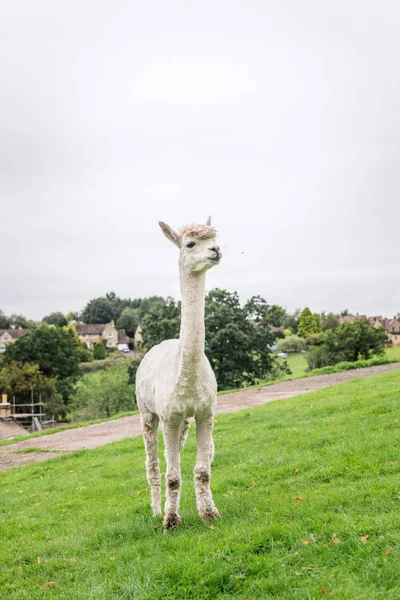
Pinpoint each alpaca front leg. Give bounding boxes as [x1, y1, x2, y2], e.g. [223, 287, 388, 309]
[142, 415, 161, 516]
[194, 417, 220, 522]
[163, 425, 182, 531]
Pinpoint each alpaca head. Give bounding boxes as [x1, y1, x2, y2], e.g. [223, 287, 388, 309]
[159, 217, 222, 274]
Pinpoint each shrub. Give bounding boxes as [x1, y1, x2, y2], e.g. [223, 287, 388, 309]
[306, 346, 333, 371]
[308, 355, 391, 376]
[93, 342, 106, 360]
[79, 342, 92, 363]
[276, 335, 306, 354]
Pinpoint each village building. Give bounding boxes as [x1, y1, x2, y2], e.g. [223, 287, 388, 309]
[75, 320, 129, 351]
[367, 316, 400, 347]
[0, 327, 30, 353]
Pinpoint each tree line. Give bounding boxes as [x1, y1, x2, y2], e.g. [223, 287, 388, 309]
[0, 293, 165, 338]
[0, 294, 390, 422]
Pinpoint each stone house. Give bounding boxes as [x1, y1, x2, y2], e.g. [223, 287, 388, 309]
[75, 320, 127, 350]
[0, 327, 30, 353]
[367, 316, 400, 347]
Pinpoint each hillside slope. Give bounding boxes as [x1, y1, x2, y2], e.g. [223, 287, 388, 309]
[1, 370, 400, 599]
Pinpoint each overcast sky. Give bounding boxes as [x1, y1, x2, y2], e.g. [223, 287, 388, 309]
[1, 1, 399, 320]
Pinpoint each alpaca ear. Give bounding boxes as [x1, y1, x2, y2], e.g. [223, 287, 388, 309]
[159, 221, 181, 248]
[206, 216, 212, 226]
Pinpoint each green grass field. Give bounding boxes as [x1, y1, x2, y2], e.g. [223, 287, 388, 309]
[285, 352, 308, 378]
[1, 370, 399, 599]
[386, 345, 400, 362]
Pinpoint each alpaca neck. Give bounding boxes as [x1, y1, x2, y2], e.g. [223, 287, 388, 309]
[178, 266, 206, 380]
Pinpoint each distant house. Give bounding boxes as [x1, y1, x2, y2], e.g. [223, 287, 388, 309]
[75, 320, 127, 350]
[367, 316, 400, 347]
[0, 327, 30, 353]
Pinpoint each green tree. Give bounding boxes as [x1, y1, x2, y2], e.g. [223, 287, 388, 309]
[312, 313, 321, 333]
[320, 312, 340, 331]
[93, 342, 107, 360]
[9, 314, 32, 329]
[140, 290, 288, 390]
[4, 324, 81, 380]
[141, 298, 181, 350]
[206, 291, 284, 389]
[297, 308, 320, 338]
[81, 298, 115, 324]
[0, 361, 57, 404]
[0, 310, 11, 329]
[284, 309, 301, 334]
[42, 312, 68, 327]
[324, 320, 388, 362]
[244, 296, 286, 329]
[116, 307, 139, 338]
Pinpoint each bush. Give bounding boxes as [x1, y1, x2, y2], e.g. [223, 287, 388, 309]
[276, 335, 306, 354]
[93, 342, 106, 360]
[70, 362, 136, 420]
[306, 346, 333, 371]
[79, 342, 92, 363]
[308, 355, 391, 376]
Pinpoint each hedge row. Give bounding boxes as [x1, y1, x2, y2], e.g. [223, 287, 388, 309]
[307, 355, 392, 376]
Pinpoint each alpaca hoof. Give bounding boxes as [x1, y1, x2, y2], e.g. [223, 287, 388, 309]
[200, 506, 220, 522]
[152, 507, 162, 517]
[163, 512, 182, 531]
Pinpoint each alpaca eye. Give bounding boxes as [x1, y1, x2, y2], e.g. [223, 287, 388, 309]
[186, 241, 196, 248]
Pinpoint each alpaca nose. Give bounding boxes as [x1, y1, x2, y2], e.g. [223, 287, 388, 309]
[209, 245, 221, 258]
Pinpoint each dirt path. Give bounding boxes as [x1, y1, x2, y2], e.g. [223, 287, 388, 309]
[1, 362, 400, 472]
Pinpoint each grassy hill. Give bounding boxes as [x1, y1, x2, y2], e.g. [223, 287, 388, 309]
[1, 371, 400, 599]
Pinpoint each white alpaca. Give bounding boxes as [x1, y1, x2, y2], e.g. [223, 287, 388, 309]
[136, 217, 222, 531]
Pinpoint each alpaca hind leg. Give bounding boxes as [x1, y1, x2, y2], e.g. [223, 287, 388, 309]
[162, 425, 182, 531]
[141, 411, 161, 516]
[194, 416, 220, 522]
[179, 418, 193, 452]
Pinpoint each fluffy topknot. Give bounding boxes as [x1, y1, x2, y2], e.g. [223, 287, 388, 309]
[179, 223, 217, 240]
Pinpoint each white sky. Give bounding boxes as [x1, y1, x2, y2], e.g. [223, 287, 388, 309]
[1, 0, 399, 319]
